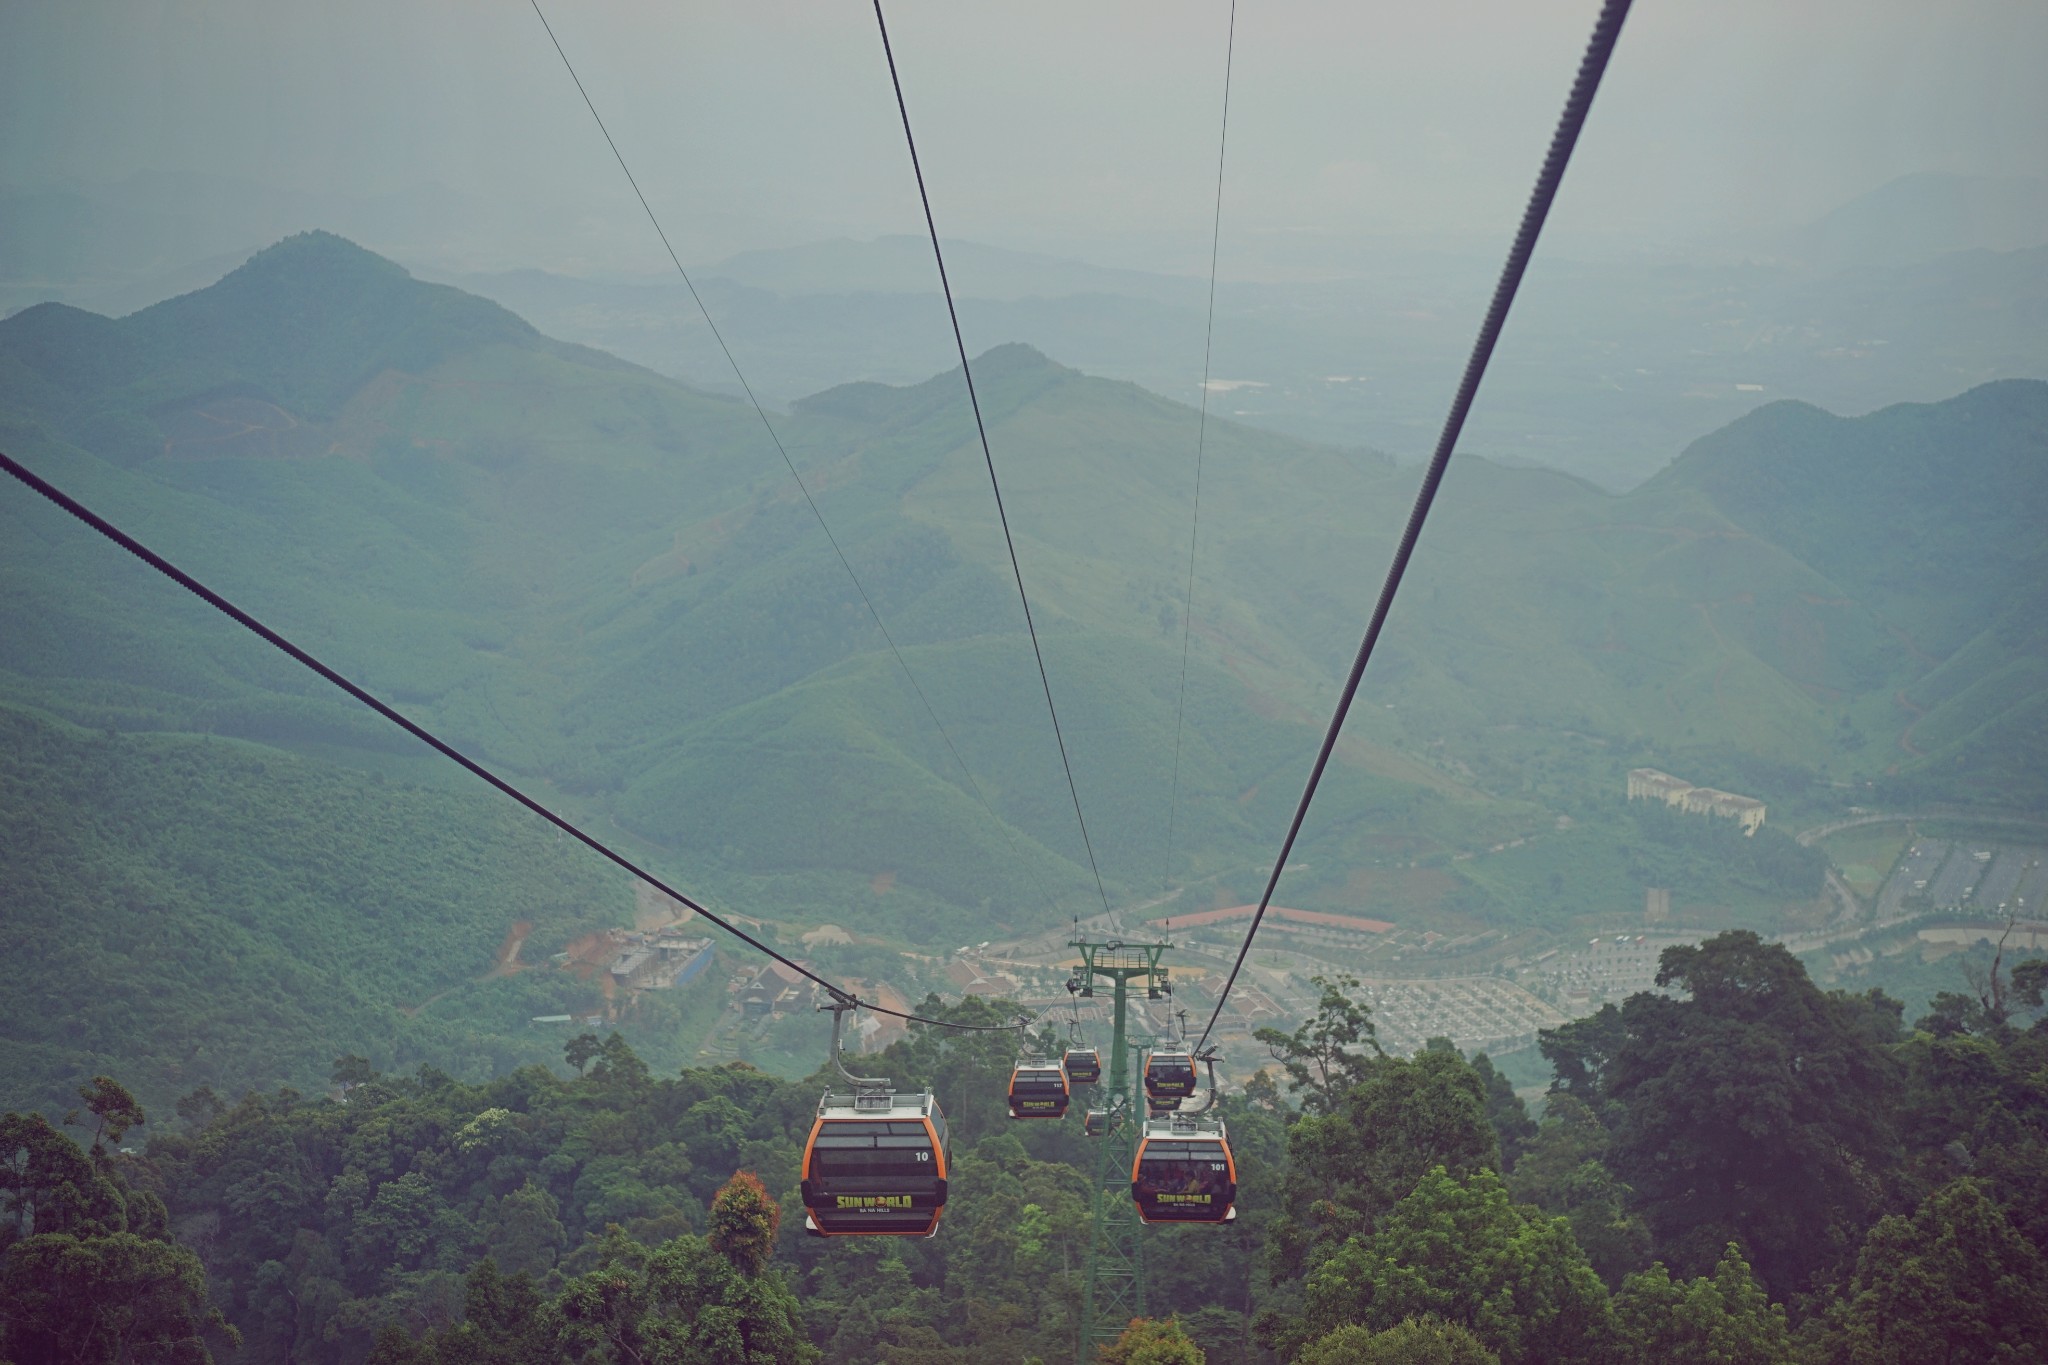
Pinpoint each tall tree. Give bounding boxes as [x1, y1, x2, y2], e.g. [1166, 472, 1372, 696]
[1602, 931, 1900, 1295]
[564, 1034, 602, 1077]
[1609, 1244, 1793, 1365]
[1816, 1178, 2048, 1365]
[1466, 1054, 1535, 1171]
[73, 1077, 145, 1153]
[1254, 975, 1382, 1114]
[1, 1231, 238, 1365]
[708, 1171, 779, 1278]
[1536, 1005, 1624, 1108]
[0, 1111, 127, 1243]
[1271, 1050, 1498, 1282]
[484, 1180, 565, 1280]
[1505, 1095, 1649, 1288]
[1296, 1167, 1611, 1365]
[2, 1107, 235, 1365]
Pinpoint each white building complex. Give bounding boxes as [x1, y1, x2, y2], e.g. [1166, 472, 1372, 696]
[1627, 768, 1766, 835]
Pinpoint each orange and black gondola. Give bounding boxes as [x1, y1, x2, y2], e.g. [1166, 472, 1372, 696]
[1143, 1049, 1198, 1104]
[1063, 1047, 1102, 1085]
[800, 1089, 949, 1237]
[1131, 1116, 1237, 1224]
[1147, 1095, 1183, 1117]
[1007, 1062, 1071, 1119]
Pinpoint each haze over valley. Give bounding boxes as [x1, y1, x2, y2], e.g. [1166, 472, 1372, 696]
[4, 7, 2048, 1362]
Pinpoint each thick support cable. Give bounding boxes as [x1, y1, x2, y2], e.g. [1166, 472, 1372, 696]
[1164, 0, 1238, 892]
[0, 451, 1018, 1035]
[525, 0, 1063, 926]
[1196, 0, 1634, 1050]
[872, 0, 1112, 917]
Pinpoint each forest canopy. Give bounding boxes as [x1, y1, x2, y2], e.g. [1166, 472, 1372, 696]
[5, 934, 2045, 1365]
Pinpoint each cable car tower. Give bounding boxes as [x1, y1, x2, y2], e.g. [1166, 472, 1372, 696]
[1068, 937, 1172, 1365]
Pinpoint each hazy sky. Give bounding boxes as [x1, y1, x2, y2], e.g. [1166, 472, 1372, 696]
[5, 0, 2047, 276]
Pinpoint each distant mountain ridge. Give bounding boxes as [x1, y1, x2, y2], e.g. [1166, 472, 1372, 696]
[3, 232, 2045, 1109]
[0, 232, 595, 465]
[1781, 172, 2048, 268]
[1651, 379, 2048, 645]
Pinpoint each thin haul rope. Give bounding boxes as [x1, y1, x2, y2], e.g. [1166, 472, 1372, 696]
[1164, 0, 1239, 893]
[526, 0, 1065, 928]
[0, 450, 1019, 1035]
[872, 0, 1114, 918]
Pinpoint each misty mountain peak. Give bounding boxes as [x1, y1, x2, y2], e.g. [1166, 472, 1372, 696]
[112, 231, 541, 419]
[226, 229, 414, 289]
[796, 342, 1072, 424]
[970, 341, 1065, 377]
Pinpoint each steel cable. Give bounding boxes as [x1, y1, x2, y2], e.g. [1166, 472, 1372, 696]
[526, 0, 1066, 928]
[0, 450, 1020, 1035]
[1164, 0, 1239, 893]
[871, 0, 1114, 918]
[1196, 0, 1635, 1050]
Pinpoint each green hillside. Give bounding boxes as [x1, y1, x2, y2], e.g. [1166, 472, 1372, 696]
[0, 703, 645, 1118]
[3, 232, 2045, 1112]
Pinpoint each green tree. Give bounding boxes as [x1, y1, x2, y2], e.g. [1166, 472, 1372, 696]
[1098, 1316, 1205, 1365]
[1466, 1054, 1534, 1171]
[1254, 975, 1382, 1113]
[1603, 931, 1900, 1295]
[1816, 1178, 2048, 1365]
[0, 1111, 127, 1242]
[1, 1232, 237, 1365]
[173, 1089, 225, 1129]
[331, 1055, 377, 1089]
[347, 1171, 446, 1279]
[707, 1171, 778, 1278]
[638, 1230, 818, 1365]
[73, 1076, 146, 1152]
[554, 1256, 649, 1365]
[565, 1033, 602, 1077]
[1297, 1168, 1611, 1365]
[1889, 1024, 2048, 1255]
[484, 1180, 565, 1279]
[1537, 1005, 1624, 1107]
[1610, 1244, 1792, 1365]
[554, 1219, 816, 1365]
[1272, 1050, 1498, 1281]
[1504, 1095, 1648, 1287]
[590, 1034, 651, 1088]
[1297, 1318, 1498, 1365]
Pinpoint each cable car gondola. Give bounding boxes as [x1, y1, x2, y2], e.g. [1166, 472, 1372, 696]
[800, 1088, 949, 1237]
[1063, 1047, 1101, 1085]
[1147, 1095, 1183, 1117]
[1007, 1062, 1071, 1120]
[1143, 1048, 1198, 1103]
[1131, 1115, 1237, 1224]
[1083, 1108, 1122, 1138]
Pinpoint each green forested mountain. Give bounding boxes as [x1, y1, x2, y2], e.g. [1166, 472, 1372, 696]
[0, 704, 641, 1119]
[1647, 380, 2048, 798]
[3, 231, 2046, 1115]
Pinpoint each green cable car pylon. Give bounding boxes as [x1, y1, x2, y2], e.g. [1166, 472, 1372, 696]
[1069, 937, 1173, 1364]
